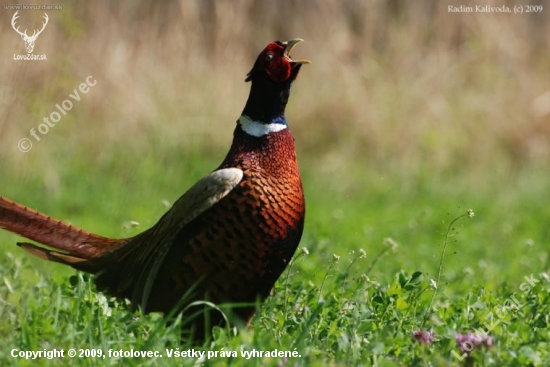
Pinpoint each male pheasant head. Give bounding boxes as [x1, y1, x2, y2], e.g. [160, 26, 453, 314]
[246, 38, 311, 83]
[240, 39, 310, 136]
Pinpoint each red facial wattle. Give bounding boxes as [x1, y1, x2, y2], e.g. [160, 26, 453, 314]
[255, 39, 311, 83]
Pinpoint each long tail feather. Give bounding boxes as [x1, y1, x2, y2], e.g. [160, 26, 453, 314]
[0, 196, 126, 260]
[17, 241, 96, 268]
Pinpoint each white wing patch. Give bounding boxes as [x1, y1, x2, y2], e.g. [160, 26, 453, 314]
[239, 115, 287, 137]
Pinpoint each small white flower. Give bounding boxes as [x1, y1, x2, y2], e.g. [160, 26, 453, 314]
[467, 209, 475, 219]
[383, 237, 399, 251]
[122, 220, 140, 229]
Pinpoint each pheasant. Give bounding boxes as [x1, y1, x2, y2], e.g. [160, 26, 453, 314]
[0, 39, 309, 340]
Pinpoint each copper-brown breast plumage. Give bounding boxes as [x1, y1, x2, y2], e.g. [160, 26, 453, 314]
[144, 128, 305, 318]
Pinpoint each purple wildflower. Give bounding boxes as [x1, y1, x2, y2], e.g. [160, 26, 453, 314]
[277, 356, 289, 367]
[455, 332, 493, 353]
[411, 328, 435, 345]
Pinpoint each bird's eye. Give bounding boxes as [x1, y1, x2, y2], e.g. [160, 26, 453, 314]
[265, 54, 274, 62]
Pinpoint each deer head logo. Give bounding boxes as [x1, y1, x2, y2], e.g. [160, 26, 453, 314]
[11, 11, 49, 54]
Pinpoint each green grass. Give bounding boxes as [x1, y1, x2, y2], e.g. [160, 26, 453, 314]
[0, 144, 549, 366]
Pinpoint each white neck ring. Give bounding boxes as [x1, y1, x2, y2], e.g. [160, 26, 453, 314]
[238, 115, 287, 137]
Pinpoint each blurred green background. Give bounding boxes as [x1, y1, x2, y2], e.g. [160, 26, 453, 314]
[1, 0, 549, 294]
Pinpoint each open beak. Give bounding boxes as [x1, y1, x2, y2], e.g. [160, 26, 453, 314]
[284, 38, 311, 65]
